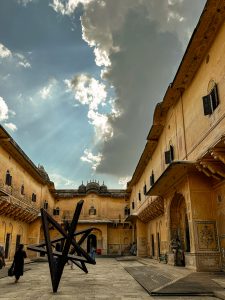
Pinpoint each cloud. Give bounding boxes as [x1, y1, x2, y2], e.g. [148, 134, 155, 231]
[4, 123, 17, 132]
[0, 97, 17, 131]
[53, 0, 206, 179]
[0, 43, 12, 58]
[0, 44, 31, 68]
[118, 176, 131, 188]
[80, 149, 102, 170]
[65, 74, 107, 110]
[39, 78, 57, 100]
[50, 0, 94, 15]
[87, 109, 113, 141]
[49, 172, 77, 188]
[65, 74, 114, 141]
[15, 53, 31, 68]
[17, 0, 33, 6]
[0, 96, 9, 121]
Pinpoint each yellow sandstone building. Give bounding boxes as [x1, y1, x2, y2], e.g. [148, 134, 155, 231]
[0, 0, 225, 272]
[0, 127, 132, 259]
[127, 0, 225, 271]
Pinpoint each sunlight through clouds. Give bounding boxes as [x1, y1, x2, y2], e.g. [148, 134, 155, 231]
[80, 149, 102, 170]
[64, 74, 114, 141]
[39, 78, 57, 100]
[65, 74, 107, 110]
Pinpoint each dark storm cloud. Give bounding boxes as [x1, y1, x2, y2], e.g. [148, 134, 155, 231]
[96, 8, 183, 176]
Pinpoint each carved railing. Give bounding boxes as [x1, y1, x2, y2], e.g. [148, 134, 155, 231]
[137, 196, 164, 223]
[0, 181, 39, 223]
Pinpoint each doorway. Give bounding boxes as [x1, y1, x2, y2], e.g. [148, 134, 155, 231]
[157, 232, 160, 257]
[170, 193, 190, 266]
[87, 234, 97, 254]
[5, 233, 11, 259]
[151, 234, 155, 257]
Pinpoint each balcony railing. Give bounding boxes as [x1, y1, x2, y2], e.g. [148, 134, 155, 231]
[0, 181, 39, 223]
[137, 195, 164, 223]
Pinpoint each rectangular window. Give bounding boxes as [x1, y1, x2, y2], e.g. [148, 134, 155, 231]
[132, 201, 135, 209]
[165, 145, 174, 164]
[203, 85, 219, 115]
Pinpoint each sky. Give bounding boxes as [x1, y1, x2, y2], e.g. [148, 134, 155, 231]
[0, 0, 206, 189]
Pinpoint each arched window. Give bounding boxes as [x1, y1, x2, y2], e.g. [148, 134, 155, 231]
[89, 206, 96, 215]
[5, 170, 12, 186]
[32, 193, 36, 202]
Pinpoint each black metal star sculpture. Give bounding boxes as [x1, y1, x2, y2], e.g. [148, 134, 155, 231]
[27, 200, 96, 293]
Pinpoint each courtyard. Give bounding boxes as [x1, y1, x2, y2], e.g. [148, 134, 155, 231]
[0, 258, 220, 300]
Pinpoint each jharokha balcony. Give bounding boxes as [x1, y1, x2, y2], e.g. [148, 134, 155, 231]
[0, 182, 39, 223]
[137, 196, 164, 223]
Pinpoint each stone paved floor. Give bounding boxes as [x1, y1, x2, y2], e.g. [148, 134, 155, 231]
[0, 258, 219, 300]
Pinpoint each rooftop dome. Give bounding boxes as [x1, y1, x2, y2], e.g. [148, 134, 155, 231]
[78, 182, 86, 193]
[86, 181, 100, 193]
[100, 182, 108, 193]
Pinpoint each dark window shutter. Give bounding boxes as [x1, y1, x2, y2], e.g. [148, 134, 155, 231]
[6, 172, 11, 185]
[53, 209, 56, 215]
[170, 145, 174, 161]
[138, 192, 141, 201]
[211, 85, 219, 111]
[128, 208, 130, 215]
[44, 201, 48, 210]
[165, 150, 171, 164]
[143, 184, 147, 195]
[132, 201, 135, 209]
[9, 175, 12, 186]
[203, 95, 212, 115]
[150, 172, 155, 186]
[21, 185, 24, 195]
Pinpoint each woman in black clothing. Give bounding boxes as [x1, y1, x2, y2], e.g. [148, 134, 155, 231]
[13, 244, 27, 283]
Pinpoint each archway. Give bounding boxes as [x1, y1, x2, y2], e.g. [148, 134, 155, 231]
[87, 234, 97, 254]
[170, 193, 190, 266]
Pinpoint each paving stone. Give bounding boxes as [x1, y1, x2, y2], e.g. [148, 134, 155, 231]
[0, 258, 222, 300]
[124, 265, 176, 293]
[152, 272, 225, 296]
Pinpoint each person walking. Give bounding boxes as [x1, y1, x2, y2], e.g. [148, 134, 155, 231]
[90, 246, 96, 261]
[0, 245, 5, 269]
[13, 244, 27, 283]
